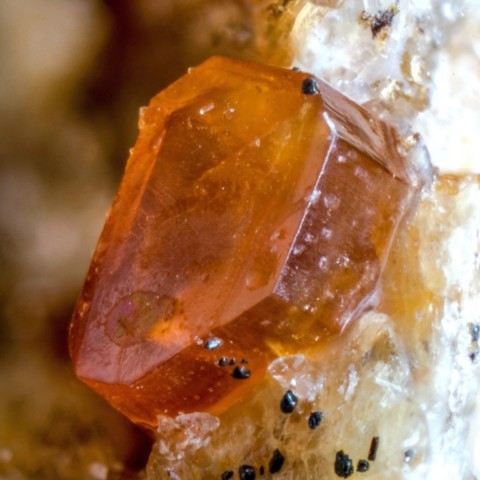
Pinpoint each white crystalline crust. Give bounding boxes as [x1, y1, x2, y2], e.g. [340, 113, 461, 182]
[289, 3, 480, 476]
[412, 180, 480, 479]
[292, 0, 480, 173]
[414, 9, 480, 173]
[292, 1, 445, 111]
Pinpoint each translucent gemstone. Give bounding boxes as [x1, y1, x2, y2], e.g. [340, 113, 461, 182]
[69, 56, 429, 427]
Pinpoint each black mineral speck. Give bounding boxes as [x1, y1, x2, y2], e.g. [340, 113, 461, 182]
[372, 10, 395, 36]
[404, 449, 415, 464]
[334, 450, 354, 478]
[259, 465, 265, 475]
[357, 459, 370, 472]
[221, 471, 234, 480]
[269, 449, 285, 474]
[361, 7, 397, 37]
[241, 358, 249, 364]
[280, 390, 298, 413]
[308, 411, 324, 429]
[368, 436, 380, 461]
[301, 77, 319, 95]
[205, 337, 223, 350]
[218, 357, 228, 367]
[229, 358, 236, 366]
[232, 365, 251, 379]
[470, 350, 479, 362]
[239, 464, 256, 480]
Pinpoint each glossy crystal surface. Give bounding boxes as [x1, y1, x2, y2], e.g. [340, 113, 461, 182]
[70, 57, 426, 427]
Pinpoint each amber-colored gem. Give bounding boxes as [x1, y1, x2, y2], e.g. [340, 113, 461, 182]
[70, 57, 427, 428]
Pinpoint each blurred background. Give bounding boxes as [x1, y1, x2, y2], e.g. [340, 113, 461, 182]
[0, 0, 289, 478]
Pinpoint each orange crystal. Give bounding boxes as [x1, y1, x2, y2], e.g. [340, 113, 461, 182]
[70, 57, 428, 428]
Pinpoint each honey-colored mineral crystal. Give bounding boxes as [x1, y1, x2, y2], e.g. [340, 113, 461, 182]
[70, 57, 428, 427]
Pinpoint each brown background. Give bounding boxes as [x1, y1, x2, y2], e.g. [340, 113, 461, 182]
[0, 1, 283, 478]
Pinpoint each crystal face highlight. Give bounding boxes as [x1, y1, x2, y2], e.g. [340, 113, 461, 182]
[69, 57, 428, 427]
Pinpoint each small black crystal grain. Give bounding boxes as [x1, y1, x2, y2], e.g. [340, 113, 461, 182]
[269, 449, 285, 474]
[232, 365, 251, 379]
[308, 411, 324, 429]
[218, 357, 228, 367]
[280, 390, 298, 413]
[334, 450, 354, 478]
[259, 465, 265, 475]
[229, 358, 236, 366]
[239, 464, 256, 480]
[368, 436, 380, 461]
[301, 77, 319, 95]
[404, 449, 415, 464]
[241, 358, 249, 364]
[357, 459, 370, 472]
[204, 337, 223, 350]
[221, 471, 234, 480]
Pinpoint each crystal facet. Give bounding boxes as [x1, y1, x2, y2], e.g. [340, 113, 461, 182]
[70, 57, 428, 427]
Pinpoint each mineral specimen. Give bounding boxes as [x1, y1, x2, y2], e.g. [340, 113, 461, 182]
[70, 56, 428, 427]
[147, 174, 480, 479]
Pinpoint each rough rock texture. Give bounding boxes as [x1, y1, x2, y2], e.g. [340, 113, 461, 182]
[147, 174, 480, 479]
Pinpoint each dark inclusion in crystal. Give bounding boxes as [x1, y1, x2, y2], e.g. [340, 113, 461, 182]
[301, 77, 319, 95]
[269, 449, 285, 474]
[308, 410, 324, 429]
[357, 459, 370, 472]
[239, 464, 256, 480]
[280, 390, 298, 414]
[232, 365, 251, 379]
[334, 450, 354, 478]
[368, 436, 380, 461]
[218, 357, 228, 367]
